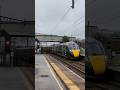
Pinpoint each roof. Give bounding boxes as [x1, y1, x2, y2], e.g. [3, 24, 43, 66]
[35, 34, 76, 38]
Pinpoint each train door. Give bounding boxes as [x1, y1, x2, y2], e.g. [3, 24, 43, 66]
[0, 31, 11, 66]
[63, 45, 67, 56]
[0, 36, 5, 65]
[5, 37, 11, 66]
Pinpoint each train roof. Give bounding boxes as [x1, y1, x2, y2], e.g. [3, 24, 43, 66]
[86, 37, 100, 43]
[86, 37, 105, 50]
[60, 41, 77, 45]
[51, 41, 78, 47]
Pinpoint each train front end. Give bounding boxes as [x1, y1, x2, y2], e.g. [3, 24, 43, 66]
[86, 38, 107, 78]
[67, 42, 81, 60]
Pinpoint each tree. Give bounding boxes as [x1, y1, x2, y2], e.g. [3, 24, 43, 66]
[62, 36, 69, 43]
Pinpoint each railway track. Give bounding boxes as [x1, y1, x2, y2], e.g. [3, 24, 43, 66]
[86, 81, 120, 90]
[86, 80, 120, 90]
[48, 54, 120, 90]
[49, 54, 85, 78]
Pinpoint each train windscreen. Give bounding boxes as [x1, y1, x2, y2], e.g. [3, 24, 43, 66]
[87, 42, 104, 55]
[68, 43, 79, 49]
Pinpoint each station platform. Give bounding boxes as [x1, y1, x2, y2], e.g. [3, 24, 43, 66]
[0, 67, 32, 90]
[35, 54, 63, 90]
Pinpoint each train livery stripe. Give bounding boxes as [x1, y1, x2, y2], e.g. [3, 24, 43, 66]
[72, 50, 80, 58]
[90, 55, 106, 75]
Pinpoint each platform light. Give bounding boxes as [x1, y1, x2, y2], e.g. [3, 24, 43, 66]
[5, 40, 11, 53]
[5, 41, 10, 45]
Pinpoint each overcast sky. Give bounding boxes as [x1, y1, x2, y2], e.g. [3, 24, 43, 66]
[0, 0, 119, 37]
[35, 0, 85, 39]
[86, 0, 120, 30]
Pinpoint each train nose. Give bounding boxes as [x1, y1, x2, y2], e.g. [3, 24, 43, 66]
[72, 49, 80, 58]
[90, 55, 106, 75]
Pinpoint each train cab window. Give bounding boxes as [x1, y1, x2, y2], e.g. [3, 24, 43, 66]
[87, 42, 105, 55]
[68, 43, 79, 50]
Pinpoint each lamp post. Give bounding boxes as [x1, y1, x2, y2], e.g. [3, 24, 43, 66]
[71, 0, 74, 9]
[0, 0, 3, 28]
[0, 0, 4, 28]
[0, 5, 1, 28]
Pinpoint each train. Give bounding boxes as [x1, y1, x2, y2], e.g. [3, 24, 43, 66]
[86, 37, 107, 77]
[42, 41, 85, 60]
[42, 38, 107, 77]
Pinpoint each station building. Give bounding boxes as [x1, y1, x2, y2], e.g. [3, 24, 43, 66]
[0, 16, 35, 66]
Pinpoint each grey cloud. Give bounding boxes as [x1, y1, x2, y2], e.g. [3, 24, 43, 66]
[86, 0, 120, 30]
[35, 0, 85, 39]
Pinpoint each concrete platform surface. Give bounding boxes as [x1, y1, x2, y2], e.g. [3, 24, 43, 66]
[35, 54, 62, 90]
[0, 67, 31, 90]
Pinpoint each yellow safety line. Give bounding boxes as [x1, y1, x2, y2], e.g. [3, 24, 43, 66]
[47, 57, 80, 90]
